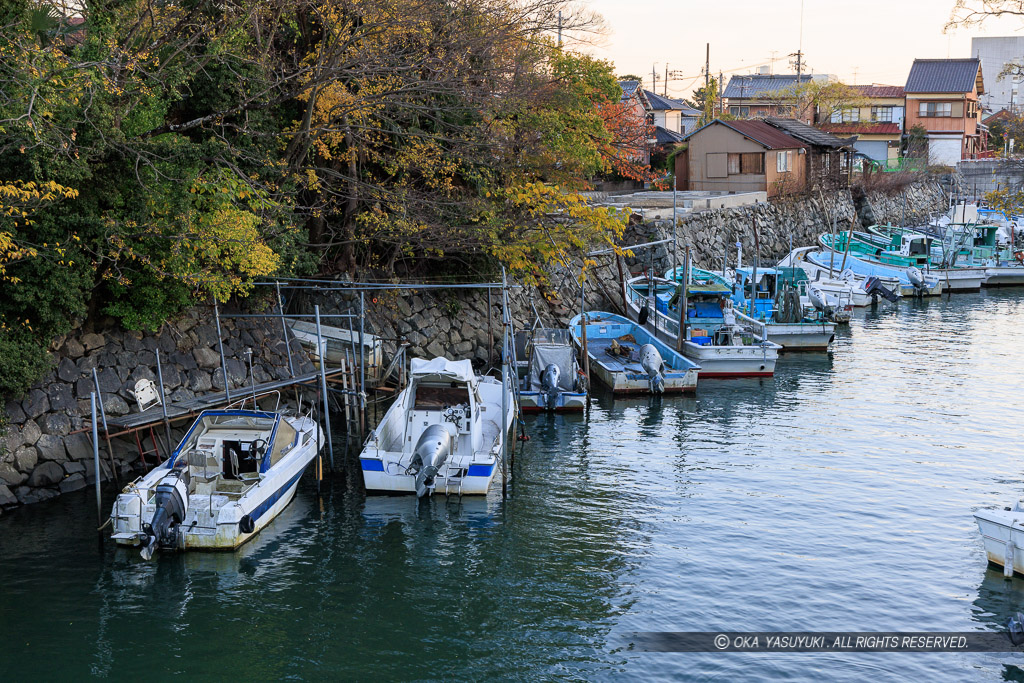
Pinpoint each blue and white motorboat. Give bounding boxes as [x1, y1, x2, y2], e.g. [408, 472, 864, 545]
[111, 408, 324, 558]
[359, 357, 515, 497]
[806, 246, 943, 297]
[518, 328, 588, 412]
[569, 311, 700, 394]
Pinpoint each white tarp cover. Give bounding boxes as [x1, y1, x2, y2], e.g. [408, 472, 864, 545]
[528, 345, 577, 391]
[410, 357, 475, 383]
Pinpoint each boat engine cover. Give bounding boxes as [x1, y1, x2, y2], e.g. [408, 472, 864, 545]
[141, 468, 190, 559]
[411, 423, 457, 497]
[541, 363, 560, 410]
[639, 344, 665, 394]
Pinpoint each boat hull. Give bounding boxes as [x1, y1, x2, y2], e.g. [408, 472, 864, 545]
[763, 323, 836, 351]
[519, 391, 587, 412]
[362, 458, 499, 495]
[589, 359, 698, 394]
[681, 342, 778, 377]
[932, 268, 985, 292]
[975, 509, 1024, 575]
[983, 267, 1024, 287]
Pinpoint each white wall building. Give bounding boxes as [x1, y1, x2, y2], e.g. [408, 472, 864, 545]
[972, 36, 1024, 113]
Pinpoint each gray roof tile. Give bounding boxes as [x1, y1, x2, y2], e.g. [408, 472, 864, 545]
[905, 59, 982, 94]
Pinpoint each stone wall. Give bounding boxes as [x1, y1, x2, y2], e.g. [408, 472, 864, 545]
[0, 308, 312, 511]
[0, 181, 947, 512]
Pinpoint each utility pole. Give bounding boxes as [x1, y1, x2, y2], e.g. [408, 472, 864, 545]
[652, 64, 657, 92]
[795, 50, 803, 84]
[705, 44, 710, 92]
[557, 11, 562, 48]
[718, 71, 724, 117]
[664, 63, 669, 96]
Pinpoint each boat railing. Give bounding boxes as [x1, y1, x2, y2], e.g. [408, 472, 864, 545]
[227, 389, 282, 414]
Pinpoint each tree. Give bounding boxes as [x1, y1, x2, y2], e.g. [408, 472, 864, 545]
[764, 80, 866, 123]
[947, 0, 1024, 29]
[693, 77, 718, 126]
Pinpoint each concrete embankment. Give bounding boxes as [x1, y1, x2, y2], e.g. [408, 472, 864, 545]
[0, 182, 947, 511]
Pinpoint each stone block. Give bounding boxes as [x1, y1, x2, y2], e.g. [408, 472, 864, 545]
[65, 432, 94, 461]
[57, 356, 80, 382]
[193, 347, 221, 369]
[195, 325, 219, 348]
[0, 484, 17, 507]
[160, 364, 182, 389]
[123, 333, 144, 353]
[188, 370, 213, 393]
[27, 461, 63, 487]
[16, 486, 57, 505]
[59, 473, 86, 493]
[102, 394, 130, 416]
[4, 400, 26, 424]
[0, 463, 27, 487]
[48, 383, 76, 413]
[21, 389, 49, 419]
[136, 350, 156, 367]
[76, 354, 99, 374]
[63, 337, 85, 358]
[172, 351, 197, 371]
[143, 336, 160, 353]
[97, 368, 121, 393]
[36, 434, 68, 462]
[81, 332, 105, 351]
[40, 412, 71, 436]
[170, 387, 195, 403]
[14, 445, 38, 473]
[75, 377, 94, 400]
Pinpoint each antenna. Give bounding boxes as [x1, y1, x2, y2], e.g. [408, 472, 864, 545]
[557, 10, 562, 48]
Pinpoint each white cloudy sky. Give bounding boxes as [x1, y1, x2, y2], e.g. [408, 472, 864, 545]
[578, 0, 1024, 97]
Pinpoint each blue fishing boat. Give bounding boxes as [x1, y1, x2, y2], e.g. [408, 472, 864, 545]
[808, 241, 943, 297]
[518, 328, 588, 412]
[568, 312, 700, 394]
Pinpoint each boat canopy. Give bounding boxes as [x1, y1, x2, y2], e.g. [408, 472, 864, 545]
[410, 357, 475, 384]
[528, 344, 577, 391]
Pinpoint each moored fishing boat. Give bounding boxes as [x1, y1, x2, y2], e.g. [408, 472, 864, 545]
[779, 246, 899, 307]
[110, 408, 324, 558]
[359, 357, 514, 496]
[975, 501, 1024, 576]
[289, 319, 385, 382]
[518, 328, 588, 412]
[811, 237, 943, 297]
[625, 275, 780, 377]
[568, 311, 699, 393]
[863, 224, 986, 292]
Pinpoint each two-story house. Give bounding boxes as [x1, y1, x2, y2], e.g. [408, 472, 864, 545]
[904, 58, 986, 165]
[642, 89, 702, 136]
[819, 85, 905, 162]
[722, 72, 833, 120]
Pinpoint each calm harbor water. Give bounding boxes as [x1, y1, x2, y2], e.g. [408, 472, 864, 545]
[4, 291, 1024, 680]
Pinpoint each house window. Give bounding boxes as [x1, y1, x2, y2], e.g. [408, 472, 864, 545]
[830, 108, 859, 123]
[919, 102, 952, 117]
[777, 150, 792, 172]
[729, 106, 750, 117]
[727, 152, 765, 175]
[871, 106, 893, 122]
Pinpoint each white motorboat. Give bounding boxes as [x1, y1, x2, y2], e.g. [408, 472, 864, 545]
[359, 357, 515, 496]
[975, 501, 1024, 576]
[111, 408, 324, 558]
[518, 328, 588, 412]
[779, 246, 897, 307]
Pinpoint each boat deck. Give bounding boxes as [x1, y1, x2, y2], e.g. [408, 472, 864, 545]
[588, 338, 670, 373]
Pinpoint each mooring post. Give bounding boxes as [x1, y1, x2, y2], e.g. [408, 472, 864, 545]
[315, 305, 336, 471]
[213, 300, 231, 403]
[276, 281, 296, 378]
[91, 367, 119, 486]
[677, 246, 689, 352]
[359, 292, 366, 437]
[487, 287, 493, 370]
[91, 392, 102, 526]
[616, 253, 629, 319]
[154, 350, 174, 457]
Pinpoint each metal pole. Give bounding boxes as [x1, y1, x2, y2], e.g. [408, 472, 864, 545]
[91, 392, 101, 526]
[677, 246, 689, 352]
[315, 305, 335, 471]
[359, 292, 366, 436]
[91, 368, 119, 485]
[213, 300, 231, 403]
[500, 272, 508, 499]
[276, 281, 295, 378]
[155, 351, 174, 456]
[672, 187, 678, 275]
[487, 288, 493, 369]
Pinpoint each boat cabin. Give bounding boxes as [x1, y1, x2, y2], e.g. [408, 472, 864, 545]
[892, 233, 933, 265]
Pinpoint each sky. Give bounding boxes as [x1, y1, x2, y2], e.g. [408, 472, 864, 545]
[578, 0, 1024, 99]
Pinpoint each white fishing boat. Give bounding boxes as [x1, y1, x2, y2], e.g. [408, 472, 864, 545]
[568, 312, 700, 394]
[779, 246, 890, 307]
[626, 276, 781, 378]
[110, 408, 324, 558]
[359, 357, 515, 497]
[518, 328, 588, 412]
[289, 319, 385, 381]
[975, 501, 1024, 576]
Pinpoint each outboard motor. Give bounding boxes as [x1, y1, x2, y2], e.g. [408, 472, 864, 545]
[410, 423, 457, 497]
[140, 467, 190, 560]
[639, 343, 665, 394]
[906, 267, 926, 293]
[540, 363, 560, 411]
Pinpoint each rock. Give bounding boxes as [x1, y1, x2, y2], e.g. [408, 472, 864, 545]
[170, 387, 195, 403]
[0, 484, 17, 507]
[57, 356, 80, 382]
[59, 473, 86, 493]
[97, 367, 121, 393]
[81, 332, 105, 351]
[226, 358, 247, 384]
[19, 419, 41, 447]
[102, 394, 130, 416]
[75, 377, 94, 399]
[63, 337, 85, 358]
[193, 347, 221, 369]
[21, 389, 50, 419]
[76, 354, 99, 373]
[14, 445, 37, 473]
[4, 400, 26, 424]
[136, 350, 156, 367]
[65, 432, 94, 461]
[172, 351, 198, 371]
[188, 370, 213, 393]
[175, 314, 198, 333]
[48, 383, 76, 412]
[36, 434, 67, 462]
[63, 461, 85, 475]
[159, 364, 182, 389]
[123, 333, 144, 353]
[195, 325, 219, 348]
[40, 412, 71, 436]
[27, 461, 64, 487]
[16, 486, 57, 505]
[0, 463, 27, 486]
[212, 368, 227, 391]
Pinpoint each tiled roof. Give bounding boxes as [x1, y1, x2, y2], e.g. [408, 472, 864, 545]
[764, 117, 854, 149]
[619, 80, 641, 102]
[722, 73, 831, 99]
[642, 89, 700, 115]
[852, 84, 904, 99]
[819, 122, 902, 136]
[905, 59, 982, 94]
[686, 119, 807, 149]
[654, 126, 686, 144]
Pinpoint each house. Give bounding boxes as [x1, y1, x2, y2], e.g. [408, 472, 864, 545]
[676, 119, 808, 197]
[763, 117, 855, 190]
[642, 89, 702, 136]
[618, 80, 652, 166]
[904, 58, 987, 165]
[818, 85, 905, 162]
[722, 72, 833, 120]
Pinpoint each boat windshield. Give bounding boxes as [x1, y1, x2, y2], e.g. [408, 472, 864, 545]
[413, 385, 470, 409]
